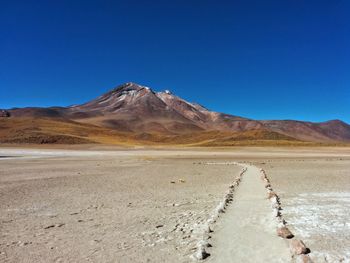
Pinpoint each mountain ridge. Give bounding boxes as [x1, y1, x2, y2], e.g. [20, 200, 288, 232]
[1, 82, 350, 145]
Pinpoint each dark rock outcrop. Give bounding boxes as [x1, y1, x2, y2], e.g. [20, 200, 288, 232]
[0, 110, 10, 117]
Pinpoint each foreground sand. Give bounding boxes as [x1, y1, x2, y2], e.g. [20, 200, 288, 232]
[0, 147, 349, 262]
[262, 158, 350, 262]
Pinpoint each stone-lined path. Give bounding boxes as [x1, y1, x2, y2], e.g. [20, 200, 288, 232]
[207, 164, 291, 262]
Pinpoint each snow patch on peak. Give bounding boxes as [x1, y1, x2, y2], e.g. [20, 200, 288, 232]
[123, 82, 151, 91]
[121, 90, 137, 96]
[164, 90, 172, 95]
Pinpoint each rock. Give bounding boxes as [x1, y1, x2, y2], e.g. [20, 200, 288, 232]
[194, 243, 210, 260]
[272, 207, 281, 217]
[277, 227, 294, 239]
[195, 249, 210, 260]
[270, 196, 279, 205]
[266, 186, 273, 191]
[290, 239, 310, 255]
[155, 224, 164, 228]
[267, 191, 277, 199]
[0, 110, 10, 117]
[207, 216, 216, 224]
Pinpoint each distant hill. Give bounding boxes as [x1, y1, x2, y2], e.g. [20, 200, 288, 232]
[1, 82, 350, 145]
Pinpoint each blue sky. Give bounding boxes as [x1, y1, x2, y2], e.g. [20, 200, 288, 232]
[1, 0, 349, 123]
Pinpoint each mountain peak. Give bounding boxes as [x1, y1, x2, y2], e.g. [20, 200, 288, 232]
[325, 119, 345, 124]
[112, 82, 152, 93]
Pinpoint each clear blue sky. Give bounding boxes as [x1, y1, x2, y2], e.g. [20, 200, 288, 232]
[1, 0, 349, 123]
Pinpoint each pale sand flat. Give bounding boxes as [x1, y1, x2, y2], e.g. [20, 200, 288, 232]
[207, 164, 291, 263]
[1, 148, 349, 262]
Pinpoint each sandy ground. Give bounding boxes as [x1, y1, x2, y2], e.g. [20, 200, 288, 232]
[0, 147, 350, 262]
[261, 158, 350, 262]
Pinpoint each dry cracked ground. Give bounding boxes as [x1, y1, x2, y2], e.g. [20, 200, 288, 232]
[0, 147, 349, 262]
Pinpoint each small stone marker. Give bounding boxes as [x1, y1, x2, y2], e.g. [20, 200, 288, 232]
[277, 227, 294, 239]
[290, 239, 310, 255]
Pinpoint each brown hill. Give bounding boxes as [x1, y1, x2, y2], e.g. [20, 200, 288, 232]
[261, 119, 350, 142]
[2, 82, 350, 145]
[0, 118, 303, 146]
[0, 118, 138, 145]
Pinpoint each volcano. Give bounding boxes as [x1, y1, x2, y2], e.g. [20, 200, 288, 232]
[1, 82, 350, 145]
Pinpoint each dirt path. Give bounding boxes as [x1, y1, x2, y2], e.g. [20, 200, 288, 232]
[207, 164, 291, 262]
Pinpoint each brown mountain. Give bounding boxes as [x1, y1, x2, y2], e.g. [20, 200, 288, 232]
[1, 82, 350, 145]
[261, 119, 350, 142]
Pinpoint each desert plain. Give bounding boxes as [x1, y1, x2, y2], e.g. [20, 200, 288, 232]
[0, 146, 349, 263]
